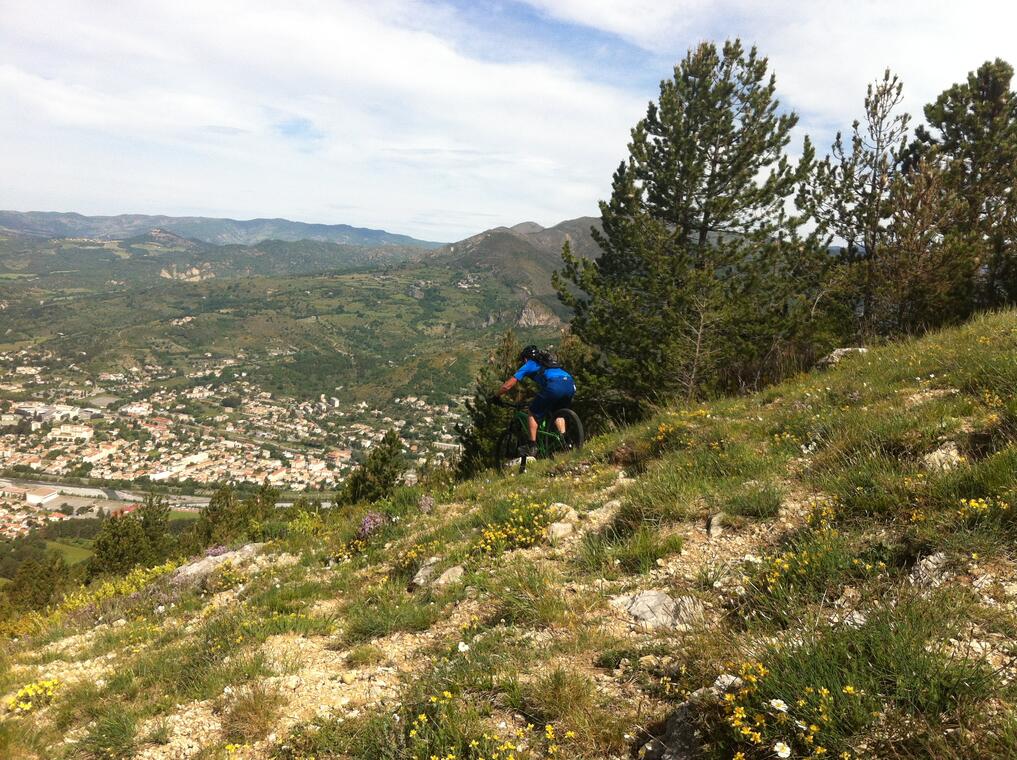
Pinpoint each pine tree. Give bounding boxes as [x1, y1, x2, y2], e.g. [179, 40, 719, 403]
[455, 330, 522, 478]
[914, 59, 1017, 307]
[344, 429, 404, 504]
[191, 485, 241, 548]
[7, 553, 68, 611]
[802, 69, 911, 336]
[187, 483, 279, 550]
[138, 493, 172, 560]
[554, 40, 819, 408]
[87, 513, 150, 579]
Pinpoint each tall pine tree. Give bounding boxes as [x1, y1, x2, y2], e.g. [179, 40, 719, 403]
[914, 59, 1017, 307]
[802, 69, 911, 336]
[555, 40, 820, 409]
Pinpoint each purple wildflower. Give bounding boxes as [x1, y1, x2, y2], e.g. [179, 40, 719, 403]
[356, 511, 386, 540]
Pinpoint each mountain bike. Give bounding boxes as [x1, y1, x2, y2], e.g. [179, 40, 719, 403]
[492, 398, 584, 473]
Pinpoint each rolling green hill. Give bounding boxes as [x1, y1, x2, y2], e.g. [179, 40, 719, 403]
[0, 232, 427, 292]
[0, 216, 599, 404]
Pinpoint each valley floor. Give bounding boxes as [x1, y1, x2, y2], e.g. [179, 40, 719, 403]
[5, 311, 1017, 758]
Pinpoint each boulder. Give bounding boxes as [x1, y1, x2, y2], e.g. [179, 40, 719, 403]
[610, 591, 705, 631]
[688, 673, 744, 704]
[432, 565, 464, 588]
[170, 543, 264, 587]
[640, 674, 742, 759]
[418, 494, 435, 514]
[923, 441, 966, 472]
[549, 503, 579, 523]
[408, 556, 441, 590]
[818, 347, 868, 369]
[910, 552, 952, 588]
[546, 521, 574, 541]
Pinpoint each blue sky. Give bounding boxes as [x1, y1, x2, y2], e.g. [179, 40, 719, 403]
[2, 1, 1016, 241]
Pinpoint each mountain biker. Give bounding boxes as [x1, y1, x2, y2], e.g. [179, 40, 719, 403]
[492, 345, 576, 458]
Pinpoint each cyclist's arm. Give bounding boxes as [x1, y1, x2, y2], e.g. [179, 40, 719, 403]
[495, 376, 518, 397]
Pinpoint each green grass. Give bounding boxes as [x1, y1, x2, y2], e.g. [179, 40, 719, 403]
[79, 703, 137, 759]
[718, 481, 784, 519]
[711, 594, 1001, 757]
[45, 539, 93, 564]
[216, 682, 284, 744]
[341, 582, 449, 645]
[169, 509, 200, 521]
[577, 525, 684, 576]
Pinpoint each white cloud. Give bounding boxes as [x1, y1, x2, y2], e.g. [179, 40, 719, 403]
[524, 0, 1017, 139]
[4, 1, 1017, 240]
[0, 0, 643, 239]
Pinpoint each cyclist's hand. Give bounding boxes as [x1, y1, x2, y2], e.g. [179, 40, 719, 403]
[487, 395, 500, 405]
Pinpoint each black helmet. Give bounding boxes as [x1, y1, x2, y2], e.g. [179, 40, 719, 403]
[519, 345, 540, 362]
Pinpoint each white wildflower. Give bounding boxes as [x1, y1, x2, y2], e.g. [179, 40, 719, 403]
[769, 698, 788, 712]
[457, 641, 470, 653]
[774, 741, 792, 758]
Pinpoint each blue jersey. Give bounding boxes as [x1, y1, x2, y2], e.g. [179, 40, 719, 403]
[513, 360, 574, 395]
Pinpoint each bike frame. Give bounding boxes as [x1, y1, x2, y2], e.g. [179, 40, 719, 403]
[511, 409, 567, 456]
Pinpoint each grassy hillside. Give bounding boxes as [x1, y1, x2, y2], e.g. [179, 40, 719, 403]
[4, 312, 1017, 758]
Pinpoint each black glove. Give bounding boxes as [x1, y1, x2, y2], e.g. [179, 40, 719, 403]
[487, 394, 500, 405]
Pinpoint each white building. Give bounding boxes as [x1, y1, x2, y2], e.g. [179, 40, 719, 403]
[26, 486, 59, 506]
[121, 402, 153, 417]
[49, 424, 94, 442]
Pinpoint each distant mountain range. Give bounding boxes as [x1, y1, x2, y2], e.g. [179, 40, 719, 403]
[0, 211, 602, 296]
[0, 210, 442, 248]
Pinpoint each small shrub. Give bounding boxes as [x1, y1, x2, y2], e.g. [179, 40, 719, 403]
[491, 564, 571, 628]
[5, 678, 59, 714]
[392, 539, 440, 581]
[287, 511, 326, 537]
[722, 482, 783, 519]
[205, 561, 246, 594]
[473, 500, 557, 555]
[80, 704, 137, 759]
[346, 644, 386, 667]
[356, 511, 386, 541]
[217, 683, 283, 744]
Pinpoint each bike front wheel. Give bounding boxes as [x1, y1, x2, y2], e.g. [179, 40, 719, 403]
[495, 420, 527, 473]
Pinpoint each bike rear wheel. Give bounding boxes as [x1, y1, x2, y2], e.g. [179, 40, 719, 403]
[551, 408, 584, 453]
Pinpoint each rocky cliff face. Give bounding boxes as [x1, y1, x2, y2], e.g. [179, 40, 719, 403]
[516, 298, 561, 327]
[159, 263, 215, 282]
